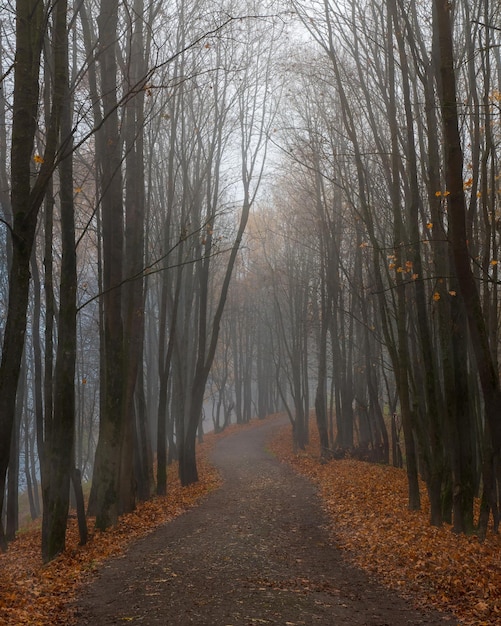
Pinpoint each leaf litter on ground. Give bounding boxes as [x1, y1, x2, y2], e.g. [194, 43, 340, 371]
[269, 419, 501, 626]
[1, 415, 500, 625]
[0, 434, 222, 626]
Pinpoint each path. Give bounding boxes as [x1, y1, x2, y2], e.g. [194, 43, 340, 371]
[74, 416, 457, 625]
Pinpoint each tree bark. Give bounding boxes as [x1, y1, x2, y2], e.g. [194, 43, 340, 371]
[41, 0, 78, 560]
[433, 0, 501, 533]
[434, 0, 501, 523]
[0, 0, 50, 550]
[90, 0, 126, 530]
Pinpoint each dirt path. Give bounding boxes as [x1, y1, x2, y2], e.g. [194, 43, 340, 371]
[74, 416, 458, 625]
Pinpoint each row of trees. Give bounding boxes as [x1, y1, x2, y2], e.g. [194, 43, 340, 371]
[248, 0, 500, 537]
[0, 0, 282, 561]
[201, 0, 501, 539]
[2, 0, 500, 566]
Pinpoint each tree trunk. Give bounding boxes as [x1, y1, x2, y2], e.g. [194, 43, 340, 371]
[6, 369, 24, 541]
[434, 0, 501, 530]
[314, 276, 330, 457]
[0, 0, 49, 550]
[179, 197, 251, 485]
[391, 0, 444, 524]
[42, 0, 78, 559]
[90, 0, 126, 531]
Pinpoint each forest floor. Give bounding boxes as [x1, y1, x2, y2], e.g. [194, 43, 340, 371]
[71, 414, 455, 626]
[0, 413, 499, 625]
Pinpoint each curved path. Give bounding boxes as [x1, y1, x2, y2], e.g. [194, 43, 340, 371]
[74, 416, 457, 625]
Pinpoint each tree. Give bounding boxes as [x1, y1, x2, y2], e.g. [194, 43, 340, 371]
[434, 0, 501, 535]
[88, 0, 131, 530]
[41, 0, 79, 561]
[0, 0, 61, 549]
[174, 4, 282, 485]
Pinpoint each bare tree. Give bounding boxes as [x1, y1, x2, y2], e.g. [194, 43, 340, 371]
[0, 0, 64, 549]
[434, 0, 501, 535]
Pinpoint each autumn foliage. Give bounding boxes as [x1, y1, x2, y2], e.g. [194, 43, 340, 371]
[0, 437, 221, 625]
[2, 416, 500, 625]
[270, 420, 501, 626]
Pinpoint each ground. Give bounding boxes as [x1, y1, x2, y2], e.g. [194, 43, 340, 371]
[73, 415, 457, 625]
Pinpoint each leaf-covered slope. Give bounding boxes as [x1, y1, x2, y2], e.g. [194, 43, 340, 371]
[270, 422, 500, 626]
[0, 440, 221, 625]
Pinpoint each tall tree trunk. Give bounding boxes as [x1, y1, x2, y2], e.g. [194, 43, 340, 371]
[179, 199, 251, 486]
[90, 0, 126, 530]
[403, 1, 477, 530]
[156, 246, 182, 494]
[434, 0, 501, 532]
[42, 0, 78, 559]
[120, 0, 147, 515]
[0, 0, 54, 550]
[386, 3, 420, 509]
[391, 0, 444, 524]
